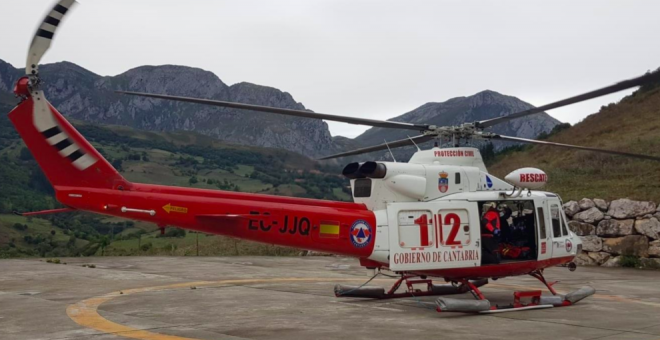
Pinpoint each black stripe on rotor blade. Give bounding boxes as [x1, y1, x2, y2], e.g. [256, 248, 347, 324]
[36, 29, 54, 40]
[41, 126, 62, 138]
[54, 138, 72, 151]
[318, 135, 434, 160]
[67, 150, 84, 162]
[476, 71, 660, 129]
[115, 91, 430, 132]
[488, 134, 660, 162]
[54, 4, 69, 15]
[44, 16, 61, 27]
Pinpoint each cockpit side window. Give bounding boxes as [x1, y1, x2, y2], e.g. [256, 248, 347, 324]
[560, 211, 569, 236]
[550, 204, 562, 237]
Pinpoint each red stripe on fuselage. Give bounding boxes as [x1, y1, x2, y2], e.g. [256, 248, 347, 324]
[410, 256, 576, 280]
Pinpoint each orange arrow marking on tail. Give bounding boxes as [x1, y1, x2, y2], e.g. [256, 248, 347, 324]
[162, 204, 188, 214]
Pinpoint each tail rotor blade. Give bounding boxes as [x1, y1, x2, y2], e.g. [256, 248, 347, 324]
[318, 135, 434, 160]
[485, 134, 660, 162]
[26, 0, 77, 76]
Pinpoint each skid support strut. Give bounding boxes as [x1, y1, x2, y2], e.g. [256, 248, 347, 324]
[529, 270, 558, 295]
[461, 279, 486, 300]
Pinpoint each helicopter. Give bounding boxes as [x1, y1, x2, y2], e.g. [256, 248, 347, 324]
[9, 0, 660, 313]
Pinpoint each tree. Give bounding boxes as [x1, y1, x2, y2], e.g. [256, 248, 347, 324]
[12, 223, 27, 231]
[189, 176, 198, 185]
[19, 147, 33, 161]
[111, 159, 123, 171]
[99, 236, 110, 256]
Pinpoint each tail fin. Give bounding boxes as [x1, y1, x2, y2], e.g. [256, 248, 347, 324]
[8, 91, 129, 189]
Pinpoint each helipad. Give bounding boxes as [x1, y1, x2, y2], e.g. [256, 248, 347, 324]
[1, 256, 660, 340]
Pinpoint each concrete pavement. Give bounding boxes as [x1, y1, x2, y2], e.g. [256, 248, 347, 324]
[1, 256, 660, 340]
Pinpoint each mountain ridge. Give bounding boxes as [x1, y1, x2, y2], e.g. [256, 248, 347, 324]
[0, 58, 560, 158]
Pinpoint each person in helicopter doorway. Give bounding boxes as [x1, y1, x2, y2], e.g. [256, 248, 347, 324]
[498, 204, 513, 242]
[481, 204, 502, 265]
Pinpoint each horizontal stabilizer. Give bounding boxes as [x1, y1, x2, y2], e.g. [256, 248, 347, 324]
[13, 207, 76, 216]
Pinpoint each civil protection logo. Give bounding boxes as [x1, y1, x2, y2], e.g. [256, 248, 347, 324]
[565, 239, 573, 252]
[350, 220, 372, 248]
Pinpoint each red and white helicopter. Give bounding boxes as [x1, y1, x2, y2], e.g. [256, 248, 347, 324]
[10, 0, 660, 313]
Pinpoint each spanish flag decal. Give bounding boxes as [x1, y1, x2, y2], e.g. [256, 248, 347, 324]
[319, 221, 341, 238]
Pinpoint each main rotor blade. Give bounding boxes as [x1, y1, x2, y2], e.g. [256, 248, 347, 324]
[117, 91, 429, 131]
[486, 134, 660, 162]
[26, 0, 77, 76]
[318, 135, 434, 160]
[476, 71, 660, 129]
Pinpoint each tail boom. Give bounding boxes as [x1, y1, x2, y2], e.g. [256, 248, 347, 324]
[56, 184, 377, 257]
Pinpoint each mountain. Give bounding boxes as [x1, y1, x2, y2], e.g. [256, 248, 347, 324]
[0, 59, 335, 158]
[0, 58, 560, 159]
[353, 90, 561, 160]
[487, 77, 660, 202]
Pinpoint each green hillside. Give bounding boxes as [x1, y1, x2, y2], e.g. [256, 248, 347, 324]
[487, 79, 660, 202]
[0, 104, 350, 258]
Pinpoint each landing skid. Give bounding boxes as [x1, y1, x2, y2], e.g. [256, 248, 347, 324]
[334, 275, 489, 300]
[437, 270, 595, 313]
[334, 270, 595, 313]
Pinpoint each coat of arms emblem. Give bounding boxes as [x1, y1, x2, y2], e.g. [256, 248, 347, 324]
[438, 171, 449, 193]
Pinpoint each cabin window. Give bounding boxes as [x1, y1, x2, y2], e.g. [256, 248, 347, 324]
[455, 172, 461, 184]
[397, 210, 434, 248]
[537, 207, 547, 239]
[353, 178, 372, 197]
[550, 204, 562, 237]
[478, 200, 538, 261]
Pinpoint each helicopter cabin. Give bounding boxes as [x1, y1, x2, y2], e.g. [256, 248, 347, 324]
[345, 147, 579, 273]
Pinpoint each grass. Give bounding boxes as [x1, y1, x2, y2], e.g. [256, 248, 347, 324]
[101, 230, 300, 257]
[99, 144, 273, 193]
[0, 214, 68, 244]
[0, 214, 83, 257]
[488, 88, 660, 202]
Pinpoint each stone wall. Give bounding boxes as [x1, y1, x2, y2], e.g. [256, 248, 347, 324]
[563, 198, 660, 268]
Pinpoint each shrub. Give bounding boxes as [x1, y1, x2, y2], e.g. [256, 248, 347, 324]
[12, 223, 27, 231]
[140, 242, 153, 251]
[620, 255, 641, 268]
[158, 228, 186, 238]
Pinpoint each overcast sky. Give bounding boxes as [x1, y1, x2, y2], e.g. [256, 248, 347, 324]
[3, 0, 659, 137]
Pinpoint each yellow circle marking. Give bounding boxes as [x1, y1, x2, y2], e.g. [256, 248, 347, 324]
[67, 278, 660, 340]
[66, 278, 386, 340]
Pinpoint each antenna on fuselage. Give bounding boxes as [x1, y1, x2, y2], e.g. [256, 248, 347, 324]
[407, 135, 421, 151]
[384, 139, 397, 162]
